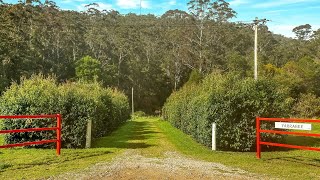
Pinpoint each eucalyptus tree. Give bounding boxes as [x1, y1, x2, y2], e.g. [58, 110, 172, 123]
[161, 10, 193, 90]
[293, 24, 313, 40]
[187, 0, 236, 73]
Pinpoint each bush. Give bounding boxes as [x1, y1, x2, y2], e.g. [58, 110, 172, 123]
[0, 75, 60, 148]
[109, 88, 130, 124]
[293, 93, 320, 118]
[163, 73, 292, 151]
[134, 111, 146, 118]
[75, 56, 101, 82]
[0, 75, 130, 148]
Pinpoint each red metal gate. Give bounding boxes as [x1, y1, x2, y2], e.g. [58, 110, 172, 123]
[0, 114, 62, 155]
[256, 117, 320, 159]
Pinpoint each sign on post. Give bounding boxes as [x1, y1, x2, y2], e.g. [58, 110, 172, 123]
[275, 122, 312, 131]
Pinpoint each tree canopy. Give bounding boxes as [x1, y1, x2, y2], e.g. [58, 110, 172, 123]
[0, 0, 319, 113]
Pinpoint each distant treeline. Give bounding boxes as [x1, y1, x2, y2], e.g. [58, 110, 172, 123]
[0, 0, 319, 113]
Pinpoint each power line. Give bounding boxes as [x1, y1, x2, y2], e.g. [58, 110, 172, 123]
[253, 17, 270, 26]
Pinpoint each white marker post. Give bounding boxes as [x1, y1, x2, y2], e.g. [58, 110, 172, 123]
[132, 87, 134, 120]
[212, 123, 216, 151]
[85, 119, 92, 148]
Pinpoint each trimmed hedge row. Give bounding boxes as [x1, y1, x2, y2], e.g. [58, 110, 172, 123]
[0, 75, 130, 148]
[163, 73, 292, 151]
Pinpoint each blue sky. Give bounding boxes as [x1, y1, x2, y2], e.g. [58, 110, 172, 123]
[3, 0, 320, 37]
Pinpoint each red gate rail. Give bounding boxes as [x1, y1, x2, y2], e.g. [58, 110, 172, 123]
[256, 117, 320, 159]
[0, 114, 62, 155]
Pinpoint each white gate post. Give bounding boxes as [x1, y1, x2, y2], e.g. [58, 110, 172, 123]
[212, 123, 216, 151]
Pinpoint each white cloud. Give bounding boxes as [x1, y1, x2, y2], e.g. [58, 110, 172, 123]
[153, 0, 182, 12]
[268, 24, 320, 38]
[268, 24, 296, 37]
[312, 25, 320, 31]
[168, 0, 176, 6]
[97, 2, 113, 10]
[229, 0, 250, 6]
[77, 4, 86, 11]
[264, 9, 288, 14]
[253, 0, 316, 8]
[116, 0, 151, 9]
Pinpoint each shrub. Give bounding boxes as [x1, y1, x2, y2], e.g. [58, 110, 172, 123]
[163, 73, 292, 151]
[293, 93, 320, 118]
[0, 75, 130, 148]
[109, 89, 130, 126]
[134, 111, 146, 118]
[0, 75, 60, 148]
[75, 56, 101, 82]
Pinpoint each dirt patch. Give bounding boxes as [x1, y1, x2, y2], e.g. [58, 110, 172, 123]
[50, 150, 266, 180]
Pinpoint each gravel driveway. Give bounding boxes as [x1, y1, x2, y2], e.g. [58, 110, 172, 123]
[51, 150, 265, 180]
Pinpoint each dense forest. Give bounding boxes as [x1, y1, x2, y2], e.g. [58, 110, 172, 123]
[0, 0, 320, 114]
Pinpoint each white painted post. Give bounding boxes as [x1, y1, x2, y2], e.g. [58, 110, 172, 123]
[212, 123, 216, 151]
[85, 119, 92, 148]
[132, 87, 134, 120]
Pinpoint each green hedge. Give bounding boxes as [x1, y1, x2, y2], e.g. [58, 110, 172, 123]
[163, 73, 292, 151]
[109, 89, 131, 128]
[0, 75, 130, 148]
[0, 76, 60, 148]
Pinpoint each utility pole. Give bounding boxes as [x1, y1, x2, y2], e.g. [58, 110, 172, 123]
[253, 18, 258, 80]
[252, 17, 269, 80]
[140, 0, 142, 16]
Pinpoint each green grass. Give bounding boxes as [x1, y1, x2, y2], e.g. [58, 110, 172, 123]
[157, 119, 320, 180]
[0, 117, 174, 179]
[285, 123, 320, 147]
[92, 117, 175, 157]
[0, 148, 117, 179]
[1, 117, 320, 179]
[0, 123, 129, 179]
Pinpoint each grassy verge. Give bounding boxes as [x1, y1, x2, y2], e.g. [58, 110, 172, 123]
[0, 148, 118, 179]
[0, 121, 132, 179]
[0, 117, 174, 179]
[285, 123, 320, 147]
[157, 119, 320, 180]
[92, 117, 175, 157]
